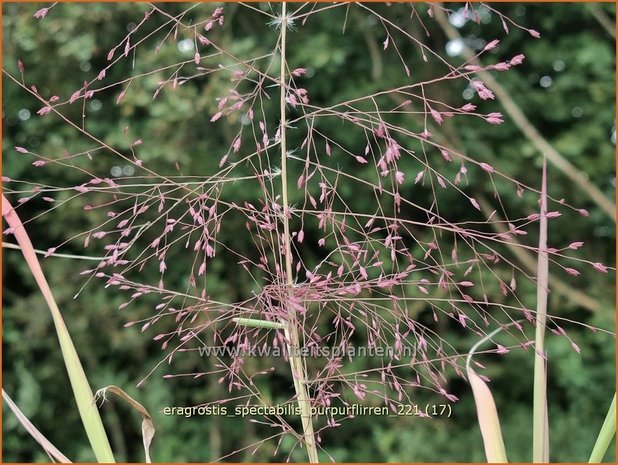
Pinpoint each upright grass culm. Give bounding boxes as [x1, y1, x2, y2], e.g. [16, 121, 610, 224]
[465, 159, 616, 462]
[533, 158, 549, 463]
[277, 3, 318, 461]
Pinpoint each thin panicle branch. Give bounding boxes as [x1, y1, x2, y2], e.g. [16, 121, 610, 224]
[432, 5, 616, 222]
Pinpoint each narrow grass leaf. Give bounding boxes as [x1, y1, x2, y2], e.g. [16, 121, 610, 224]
[467, 369, 508, 463]
[466, 326, 508, 463]
[588, 393, 616, 463]
[2, 195, 115, 463]
[2, 389, 72, 463]
[93, 386, 155, 463]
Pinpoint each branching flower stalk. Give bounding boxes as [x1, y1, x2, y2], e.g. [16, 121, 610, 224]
[278, 3, 318, 462]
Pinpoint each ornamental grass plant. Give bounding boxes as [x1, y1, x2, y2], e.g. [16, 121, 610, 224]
[2, 2, 615, 462]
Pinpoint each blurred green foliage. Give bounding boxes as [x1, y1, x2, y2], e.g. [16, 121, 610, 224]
[2, 2, 615, 462]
